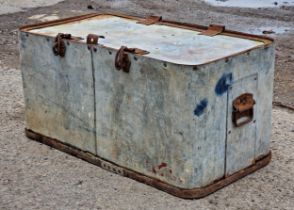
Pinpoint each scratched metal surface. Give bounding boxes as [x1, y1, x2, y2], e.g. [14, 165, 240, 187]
[226, 74, 258, 175]
[30, 15, 264, 65]
[92, 45, 274, 188]
[20, 23, 274, 189]
[20, 33, 96, 154]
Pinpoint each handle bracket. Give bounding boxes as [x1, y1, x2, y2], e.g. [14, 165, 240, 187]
[232, 93, 256, 127]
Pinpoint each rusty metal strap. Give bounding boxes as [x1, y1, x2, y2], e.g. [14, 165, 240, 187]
[199, 24, 225, 36]
[137, 15, 162, 25]
[25, 128, 272, 199]
[123, 47, 149, 55]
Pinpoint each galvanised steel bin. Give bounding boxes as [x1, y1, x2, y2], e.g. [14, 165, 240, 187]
[19, 13, 274, 199]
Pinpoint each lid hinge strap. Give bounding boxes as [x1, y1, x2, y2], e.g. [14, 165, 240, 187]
[137, 15, 162, 25]
[199, 24, 225, 36]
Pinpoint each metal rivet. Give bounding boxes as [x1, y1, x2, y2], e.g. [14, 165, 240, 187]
[225, 58, 229, 63]
[193, 66, 198, 71]
[228, 130, 231, 134]
[134, 56, 137, 61]
[25, 33, 29, 37]
[253, 120, 256, 123]
[163, 62, 167, 67]
[87, 46, 91, 50]
[109, 51, 112, 55]
[94, 48, 97, 52]
[46, 38, 50, 42]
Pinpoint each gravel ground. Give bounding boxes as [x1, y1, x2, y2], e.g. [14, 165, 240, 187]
[0, 0, 293, 209]
[0, 0, 64, 14]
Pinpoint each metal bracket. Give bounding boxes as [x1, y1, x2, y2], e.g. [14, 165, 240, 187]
[86, 34, 105, 45]
[137, 15, 162, 25]
[199, 24, 225, 36]
[115, 46, 131, 73]
[87, 34, 99, 45]
[52, 33, 72, 57]
[232, 93, 256, 127]
[115, 46, 149, 73]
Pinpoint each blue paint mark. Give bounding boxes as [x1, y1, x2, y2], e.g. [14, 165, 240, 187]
[215, 73, 233, 96]
[194, 99, 208, 117]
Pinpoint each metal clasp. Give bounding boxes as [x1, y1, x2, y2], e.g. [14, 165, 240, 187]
[115, 46, 149, 73]
[52, 33, 72, 57]
[232, 93, 256, 127]
[115, 46, 131, 73]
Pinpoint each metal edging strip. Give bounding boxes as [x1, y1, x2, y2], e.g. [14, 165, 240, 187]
[19, 12, 274, 45]
[25, 128, 272, 199]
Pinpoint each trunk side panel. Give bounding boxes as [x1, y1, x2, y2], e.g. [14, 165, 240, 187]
[255, 46, 275, 157]
[226, 74, 258, 175]
[20, 33, 96, 154]
[93, 47, 211, 188]
[190, 45, 274, 186]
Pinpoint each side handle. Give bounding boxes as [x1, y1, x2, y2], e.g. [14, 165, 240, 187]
[232, 93, 256, 127]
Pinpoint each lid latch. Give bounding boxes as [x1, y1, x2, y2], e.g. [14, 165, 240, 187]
[115, 46, 149, 73]
[52, 33, 72, 57]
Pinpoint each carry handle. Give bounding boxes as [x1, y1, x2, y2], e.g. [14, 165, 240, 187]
[232, 93, 256, 127]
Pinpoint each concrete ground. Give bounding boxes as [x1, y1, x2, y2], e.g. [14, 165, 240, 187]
[0, 0, 293, 209]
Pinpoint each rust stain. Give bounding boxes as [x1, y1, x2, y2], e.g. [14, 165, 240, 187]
[158, 162, 167, 170]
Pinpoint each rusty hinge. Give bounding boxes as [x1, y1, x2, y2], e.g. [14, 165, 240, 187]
[199, 24, 225, 36]
[52, 33, 72, 57]
[86, 34, 105, 45]
[232, 93, 256, 127]
[137, 15, 162, 25]
[115, 46, 149, 73]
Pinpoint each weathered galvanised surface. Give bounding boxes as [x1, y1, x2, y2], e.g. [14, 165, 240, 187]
[19, 13, 275, 198]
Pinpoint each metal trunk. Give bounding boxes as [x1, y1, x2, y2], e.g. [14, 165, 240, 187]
[19, 13, 274, 198]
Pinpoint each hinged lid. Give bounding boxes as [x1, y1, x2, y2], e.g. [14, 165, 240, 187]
[21, 13, 272, 66]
